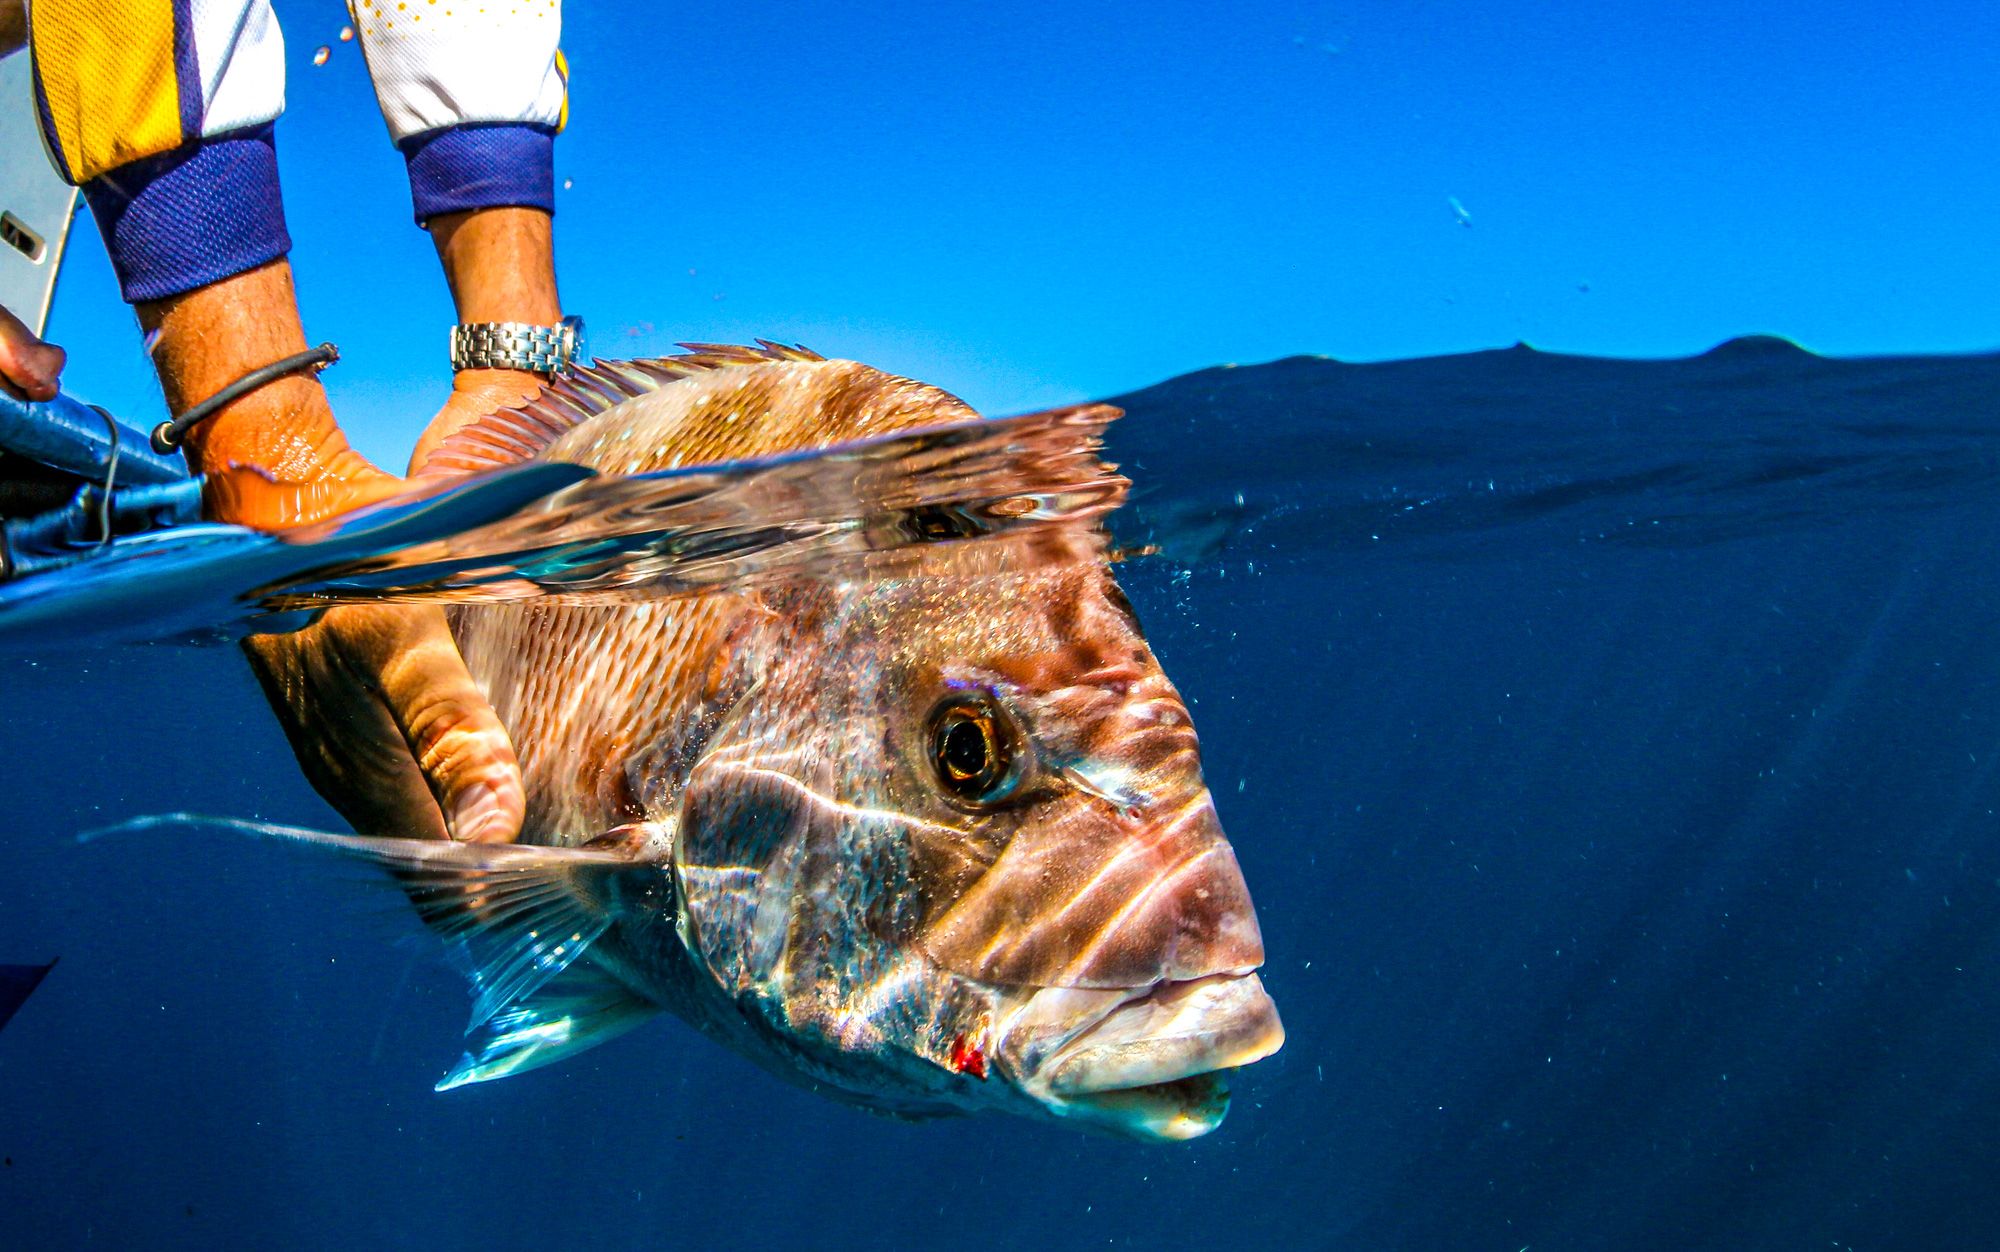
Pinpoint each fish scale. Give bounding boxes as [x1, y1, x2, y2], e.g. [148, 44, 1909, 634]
[232, 345, 1282, 1137]
[440, 353, 983, 845]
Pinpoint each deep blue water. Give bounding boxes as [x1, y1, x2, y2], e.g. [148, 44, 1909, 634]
[3, 339, 1999, 1249]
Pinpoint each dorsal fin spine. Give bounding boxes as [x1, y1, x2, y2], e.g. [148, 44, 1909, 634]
[540, 390, 595, 424]
[415, 342, 831, 476]
[598, 361, 664, 392]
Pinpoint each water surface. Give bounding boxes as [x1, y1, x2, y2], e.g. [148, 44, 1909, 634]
[2, 338, 1997, 1250]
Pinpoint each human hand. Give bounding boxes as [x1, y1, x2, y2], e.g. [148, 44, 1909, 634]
[146, 260, 527, 844]
[219, 443, 527, 844]
[241, 374, 547, 842]
[242, 603, 525, 843]
[221, 443, 527, 844]
[0, 303, 65, 402]
[213, 440, 526, 845]
[236, 370, 556, 843]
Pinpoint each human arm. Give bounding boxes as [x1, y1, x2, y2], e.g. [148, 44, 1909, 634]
[136, 257, 524, 843]
[410, 206, 563, 473]
[346, 3, 571, 471]
[247, 1, 577, 836]
[24, 0, 525, 842]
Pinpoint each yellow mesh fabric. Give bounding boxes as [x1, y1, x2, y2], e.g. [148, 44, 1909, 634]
[554, 47, 568, 134]
[29, 0, 187, 183]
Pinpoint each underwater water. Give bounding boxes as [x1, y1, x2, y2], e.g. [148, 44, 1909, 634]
[2, 337, 1999, 1250]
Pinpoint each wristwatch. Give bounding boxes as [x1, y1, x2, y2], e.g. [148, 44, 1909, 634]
[449, 314, 586, 374]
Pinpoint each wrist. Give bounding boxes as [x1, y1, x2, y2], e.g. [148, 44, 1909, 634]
[449, 316, 584, 375]
[175, 371, 375, 485]
[141, 260, 383, 489]
[452, 366, 547, 397]
[430, 207, 561, 327]
[410, 369, 547, 477]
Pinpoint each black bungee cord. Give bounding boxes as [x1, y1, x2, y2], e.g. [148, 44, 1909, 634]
[149, 342, 340, 456]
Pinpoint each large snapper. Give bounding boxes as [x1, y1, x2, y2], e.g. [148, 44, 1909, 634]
[272, 345, 1284, 1140]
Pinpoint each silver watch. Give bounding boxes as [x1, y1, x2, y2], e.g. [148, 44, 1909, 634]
[449, 314, 586, 374]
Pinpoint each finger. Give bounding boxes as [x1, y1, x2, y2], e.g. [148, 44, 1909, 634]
[0, 304, 65, 402]
[242, 618, 450, 841]
[369, 607, 527, 844]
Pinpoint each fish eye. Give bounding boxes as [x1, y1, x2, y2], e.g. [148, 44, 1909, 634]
[929, 697, 1019, 805]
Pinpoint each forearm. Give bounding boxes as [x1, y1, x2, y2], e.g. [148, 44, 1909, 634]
[430, 206, 561, 327]
[406, 207, 562, 473]
[355, 1, 565, 329]
[138, 259, 374, 484]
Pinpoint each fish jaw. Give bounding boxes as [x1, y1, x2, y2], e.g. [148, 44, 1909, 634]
[990, 972, 1284, 1141]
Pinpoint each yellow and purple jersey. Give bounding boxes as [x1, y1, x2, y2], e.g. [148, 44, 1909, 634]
[24, 0, 566, 301]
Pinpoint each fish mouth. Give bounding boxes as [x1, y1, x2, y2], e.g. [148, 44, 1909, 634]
[1013, 972, 1284, 1141]
[1053, 1072, 1237, 1142]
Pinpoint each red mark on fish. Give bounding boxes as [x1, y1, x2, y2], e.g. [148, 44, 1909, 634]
[949, 1033, 988, 1080]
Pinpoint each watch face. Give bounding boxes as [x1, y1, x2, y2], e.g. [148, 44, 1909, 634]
[561, 315, 587, 366]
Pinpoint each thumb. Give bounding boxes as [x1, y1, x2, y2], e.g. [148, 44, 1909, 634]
[371, 608, 526, 844]
[0, 304, 65, 402]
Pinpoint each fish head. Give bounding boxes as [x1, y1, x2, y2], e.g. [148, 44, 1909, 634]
[670, 555, 1282, 1141]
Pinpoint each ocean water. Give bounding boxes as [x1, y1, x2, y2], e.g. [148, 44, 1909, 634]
[2, 338, 1998, 1249]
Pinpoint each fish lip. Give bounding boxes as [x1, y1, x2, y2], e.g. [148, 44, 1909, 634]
[1054, 1071, 1237, 1142]
[1036, 971, 1284, 1098]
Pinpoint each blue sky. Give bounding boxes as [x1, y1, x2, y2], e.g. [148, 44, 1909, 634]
[43, 0, 2000, 470]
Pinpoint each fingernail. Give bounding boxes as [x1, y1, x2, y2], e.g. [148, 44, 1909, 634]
[450, 780, 512, 843]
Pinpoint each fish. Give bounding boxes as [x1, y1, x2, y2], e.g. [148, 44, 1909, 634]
[238, 343, 1284, 1141]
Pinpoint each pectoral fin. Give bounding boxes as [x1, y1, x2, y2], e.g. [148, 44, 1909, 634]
[437, 957, 657, 1090]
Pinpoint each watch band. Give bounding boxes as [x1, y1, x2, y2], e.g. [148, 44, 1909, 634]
[449, 315, 585, 374]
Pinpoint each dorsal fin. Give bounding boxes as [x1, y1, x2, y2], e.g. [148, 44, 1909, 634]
[417, 341, 828, 477]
